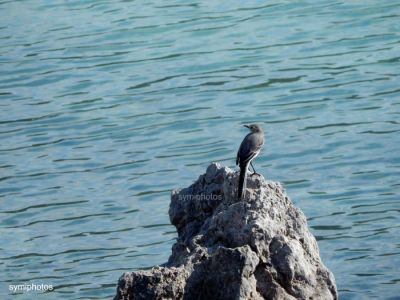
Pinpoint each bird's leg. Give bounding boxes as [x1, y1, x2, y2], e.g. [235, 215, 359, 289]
[250, 162, 260, 176]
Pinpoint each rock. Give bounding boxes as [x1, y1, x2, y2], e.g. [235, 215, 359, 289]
[114, 163, 337, 300]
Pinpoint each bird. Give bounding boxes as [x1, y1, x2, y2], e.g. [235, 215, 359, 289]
[236, 124, 264, 200]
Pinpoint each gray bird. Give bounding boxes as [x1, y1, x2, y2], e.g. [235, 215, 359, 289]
[236, 124, 264, 200]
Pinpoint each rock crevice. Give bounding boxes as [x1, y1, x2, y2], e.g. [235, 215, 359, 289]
[114, 163, 337, 300]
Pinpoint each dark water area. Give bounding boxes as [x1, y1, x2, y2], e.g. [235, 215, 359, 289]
[1, 0, 399, 299]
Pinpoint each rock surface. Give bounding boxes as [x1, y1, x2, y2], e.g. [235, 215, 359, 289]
[114, 163, 337, 300]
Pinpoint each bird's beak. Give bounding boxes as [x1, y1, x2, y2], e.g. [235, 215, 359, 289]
[244, 125, 250, 128]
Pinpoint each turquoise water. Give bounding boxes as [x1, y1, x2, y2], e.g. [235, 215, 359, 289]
[1, 0, 399, 299]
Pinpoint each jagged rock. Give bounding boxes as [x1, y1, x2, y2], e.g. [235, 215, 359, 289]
[114, 163, 337, 300]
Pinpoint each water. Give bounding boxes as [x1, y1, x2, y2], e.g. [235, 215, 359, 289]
[1, 0, 399, 299]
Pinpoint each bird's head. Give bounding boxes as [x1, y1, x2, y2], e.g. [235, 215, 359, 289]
[244, 124, 263, 133]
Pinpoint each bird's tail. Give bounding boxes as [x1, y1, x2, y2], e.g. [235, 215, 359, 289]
[238, 164, 248, 200]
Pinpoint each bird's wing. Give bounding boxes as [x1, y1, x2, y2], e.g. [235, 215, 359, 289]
[237, 133, 263, 166]
[240, 148, 261, 165]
